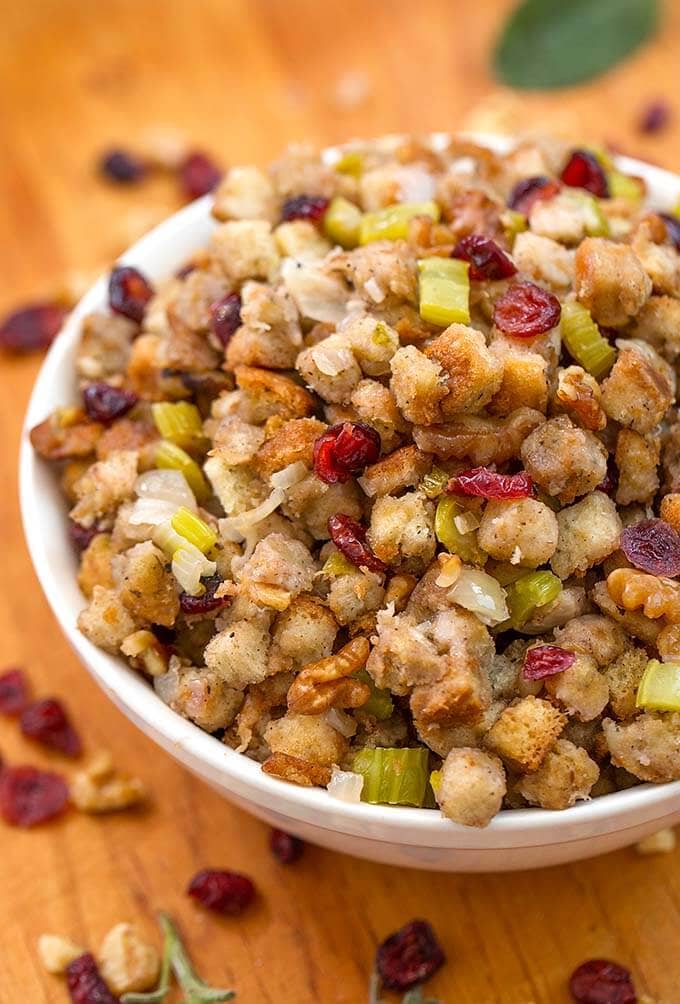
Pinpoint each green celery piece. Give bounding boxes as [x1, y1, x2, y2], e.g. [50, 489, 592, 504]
[607, 170, 644, 203]
[418, 257, 470, 326]
[560, 301, 616, 379]
[505, 571, 562, 628]
[359, 201, 440, 244]
[636, 659, 680, 712]
[352, 747, 429, 807]
[355, 669, 393, 721]
[324, 195, 363, 248]
[420, 465, 449, 500]
[434, 496, 486, 565]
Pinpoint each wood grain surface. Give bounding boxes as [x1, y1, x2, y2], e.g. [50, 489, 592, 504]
[1, 1, 680, 1001]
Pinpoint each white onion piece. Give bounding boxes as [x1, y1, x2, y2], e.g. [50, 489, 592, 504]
[135, 469, 196, 509]
[270, 461, 308, 490]
[454, 511, 480, 534]
[218, 487, 286, 542]
[312, 340, 355, 376]
[448, 568, 509, 626]
[363, 277, 385, 303]
[396, 165, 436, 202]
[327, 767, 364, 803]
[281, 258, 350, 324]
[128, 497, 179, 527]
[172, 545, 217, 596]
[324, 708, 357, 738]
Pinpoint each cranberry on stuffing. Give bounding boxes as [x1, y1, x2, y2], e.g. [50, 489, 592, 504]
[0, 668, 30, 716]
[180, 575, 232, 615]
[0, 302, 68, 353]
[328, 514, 386, 573]
[620, 519, 680, 577]
[569, 958, 636, 1004]
[20, 699, 83, 757]
[493, 281, 561, 338]
[560, 150, 609, 198]
[507, 176, 561, 216]
[0, 765, 69, 827]
[67, 953, 120, 1004]
[187, 868, 256, 916]
[69, 520, 101, 552]
[108, 266, 154, 323]
[210, 293, 242, 347]
[313, 422, 381, 484]
[376, 919, 445, 992]
[281, 195, 329, 223]
[446, 467, 533, 500]
[452, 235, 517, 281]
[523, 646, 576, 681]
[82, 383, 138, 423]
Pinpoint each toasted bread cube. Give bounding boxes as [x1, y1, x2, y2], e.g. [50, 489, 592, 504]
[521, 415, 607, 504]
[77, 533, 115, 599]
[477, 498, 558, 568]
[511, 231, 574, 290]
[212, 165, 277, 222]
[615, 428, 660, 505]
[516, 739, 599, 810]
[631, 294, 680, 361]
[574, 237, 652, 327]
[368, 491, 436, 568]
[551, 492, 622, 580]
[297, 334, 362, 404]
[360, 445, 432, 498]
[488, 336, 549, 416]
[78, 586, 137, 654]
[424, 324, 503, 417]
[605, 647, 649, 720]
[485, 695, 566, 773]
[603, 712, 680, 782]
[660, 493, 680, 534]
[543, 653, 609, 722]
[210, 220, 280, 283]
[554, 614, 626, 666]
[390, 345, 447, 426]
[601, 342, 674, 434]
[436, 748, 506, 827]
[265, 712, 348, 767]
[119, 541, 179, 628]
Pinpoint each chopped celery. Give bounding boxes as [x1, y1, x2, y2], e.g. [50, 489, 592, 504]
[171, 506, 217, 554]
[434, 496, 486, 565]
[418, 257, 470, 326]
[352, 747, 429, 807]
[505, 571, 562, 627]
[334, 150, 364, 177]
[607, 170, 644, 203]
[429, 769, 442, 796]
[580, 194, 610, 238]
[172, 545, 216, 597]
[674, 199, 680, 218]
[420, 465, 449, 499]
[153, 521, 188, 559]
[324, 196, 363, 248]
[321, 551, 355, 577]
[359, 200, 440, 244]
[155, 440, 210, 503]
[636, 659, 680, 712]
[355, 669, 394, 721]
[587, 145, 615, 172]
[151, 401, 203, 448]
[372, 321, 393, 346]
[501, 208, 528, 245]
[561, 301, 616, 379]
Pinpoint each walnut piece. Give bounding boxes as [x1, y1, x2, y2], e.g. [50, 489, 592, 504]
[98, 923, 160, 996]
[71, 751, 147, 814]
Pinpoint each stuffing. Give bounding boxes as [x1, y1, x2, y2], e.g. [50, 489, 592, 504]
[551, 492, 622, 579]
[329, 240, 418, 307]
[511, 231, 574, 290]
[204, 615, 273, 690]
[78, 586, 138, 654]
[605, 647, 649, 720]
[519, 586, 589, 634]
[327, 564, 385, 626]
[210, 220, 280, 283]
[554, 614, 627, 667]
[271, 596, 338, 667]
[283, 473, 362, 539]
[359, 445, 432, 498]
[154, 660, 243, 732]
[70, 450, 138, 528]
[516, 739, 599, 810]
[488, 335, 549, 416]
[601, 340, 674, 434]
[226, 281, 302, 370]
[574, 237, 652, 327]
[350, 380, 410, 453]
[630, 294, 680, 361]
[367, 491, 436, 568]
[77, 533, 115, 599]
[237, 533, 317, 597]
[615, 428, 660, 505]
[119, 541, 179, 628]
[543, 653, 609, 722]
[603, 713, 680, 782]
[342, 314, 400, 376]
[477, 498, 558, 567]
[423, 324, 504, 416]
[254, 417, 326, 478]
[233, 365, 315, 421]
[212, 165, 277, 222]
[264, 712, 348, 767]
[631, 216, 680, 296]
[30, 413, 102, 462]
[521, 415, 608, 504]
[414, 407, 544, 465]
[390, 345, 447, 426]
[166, 268, 231, 336]
[204, 454, 266, 515]
[76, 312, 138, 380]
[212, 415, 266, 466]
[485, 695, 566, 773]
[436, 748, 506, 827]
[296, 334, 362, 404]
[275, 220, 331, 260]
[95, 419, 158, 463]
[553, 366, 606, 431]
[660, 493, 680, 534]
[529, 190, 604, 246]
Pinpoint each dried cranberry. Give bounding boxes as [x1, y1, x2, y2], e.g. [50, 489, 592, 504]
[493, 281, 561, 338]
[659, 213, 680, 252]
[639, 100, 671, 135]
[187, 868, 256, 915]
[569, 959, 636, 1004]
[20, 699, 82, 757]
[210, 293, 242, 347]
[281, 194, 330, 223]
[68, 520, 101, 552]
[313, 422, 381, 484]
[376, 919, 445, 992]
[67, 953, 120, 1004]
[180, 575, 232, 615]
[561, 150, 609, 198]
[452, 235, 517, 281]
[82, 382, 138, 423]
[597, 457, 619, 496]
[99, 148, 147, 184]
[0, 302, 68, 353]
[179, 151, 222, 200]
[507, 176, 561, 216]
[328, 514, 386, 574]
[620, 518, 680, 577]
[0, 765, 69, 827]
[0, 668, 30, 716]
[446, 466, 533, 500]
[523, 645, 576, 681]
[108, 265, 154, 323]
[270, 828, 304, 864]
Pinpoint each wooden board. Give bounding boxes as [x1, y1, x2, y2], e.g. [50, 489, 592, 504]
[1, 1, 680, 1000]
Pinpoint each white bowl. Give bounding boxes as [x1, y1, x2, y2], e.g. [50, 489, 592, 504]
[19, 137, 680, 871]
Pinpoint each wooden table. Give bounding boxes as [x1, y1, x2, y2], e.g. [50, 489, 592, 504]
[2, 1, 680, 1000]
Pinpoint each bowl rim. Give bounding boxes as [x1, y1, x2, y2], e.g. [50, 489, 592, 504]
[18, 134, 680, 845]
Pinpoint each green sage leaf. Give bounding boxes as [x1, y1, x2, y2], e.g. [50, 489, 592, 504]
[494, 0, 659, 90]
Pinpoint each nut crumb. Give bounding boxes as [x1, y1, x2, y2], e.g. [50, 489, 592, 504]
[37, 933, 85, 974]
[98, 922, 160, 996]
[635, 827, 676, 856]
[71, 751, 147, 814]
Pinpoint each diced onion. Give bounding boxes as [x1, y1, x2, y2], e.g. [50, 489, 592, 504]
[454, 511, 481, 534]
[128, 497, 179, 527]
[218, 488, 286, 542]
[447, 567, 509, 626]
[153, 521, 189, 558]
[312, 341, 355, 376]
[270, 461, 308, 490]
[281, 258, 349, 323]
[327, 767, 364, 803]
[171, 545, 216, 597]
[135, 469, 196, 509]
[324, 708, 357, 738]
